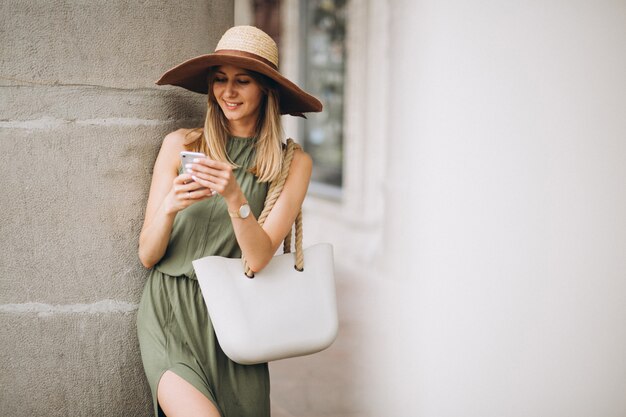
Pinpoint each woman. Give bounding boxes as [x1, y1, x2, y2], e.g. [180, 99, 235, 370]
[136, 26, 322, 417]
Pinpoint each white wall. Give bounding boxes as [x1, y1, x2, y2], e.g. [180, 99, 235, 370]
[367, 1, 626, 416]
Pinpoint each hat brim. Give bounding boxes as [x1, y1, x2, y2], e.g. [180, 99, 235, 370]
[155, 53, 323, 117]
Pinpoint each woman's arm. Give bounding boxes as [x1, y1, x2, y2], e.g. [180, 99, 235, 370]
[188, 149, 312, 272]
[138, 129, 214, 268]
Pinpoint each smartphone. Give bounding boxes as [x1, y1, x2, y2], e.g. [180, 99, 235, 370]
[180, 151, 206, 175]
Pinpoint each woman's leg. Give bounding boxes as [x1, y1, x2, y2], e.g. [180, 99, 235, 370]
[157, 370, 221, 417]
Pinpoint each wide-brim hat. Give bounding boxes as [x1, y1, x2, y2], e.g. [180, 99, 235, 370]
[155, 25, 323, 117]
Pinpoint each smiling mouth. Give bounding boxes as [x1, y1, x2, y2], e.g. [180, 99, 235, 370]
[224, 101, 242, 110]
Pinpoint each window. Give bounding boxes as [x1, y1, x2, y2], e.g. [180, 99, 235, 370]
[299, 0, 347, 195]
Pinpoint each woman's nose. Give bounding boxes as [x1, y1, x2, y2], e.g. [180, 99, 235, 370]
[224, 81, 237, 97]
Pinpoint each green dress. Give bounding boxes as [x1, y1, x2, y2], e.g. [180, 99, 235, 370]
[137, 136, 270, 417]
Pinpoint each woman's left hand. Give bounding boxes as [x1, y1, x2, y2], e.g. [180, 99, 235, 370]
[185, 158, 242, 203]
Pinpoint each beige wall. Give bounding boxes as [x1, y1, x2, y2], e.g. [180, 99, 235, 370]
[0, 1, 232, 415]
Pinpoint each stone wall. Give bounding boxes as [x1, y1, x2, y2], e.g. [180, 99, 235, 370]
[0, 1, 232, 415]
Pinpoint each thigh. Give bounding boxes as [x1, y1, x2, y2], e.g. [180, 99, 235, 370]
[158, 371, 221, 417]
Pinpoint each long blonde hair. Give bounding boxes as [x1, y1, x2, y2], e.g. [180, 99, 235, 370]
[185, 68, 284, 183]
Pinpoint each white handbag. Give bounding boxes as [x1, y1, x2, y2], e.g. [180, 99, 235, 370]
[192, 139, 338, 365]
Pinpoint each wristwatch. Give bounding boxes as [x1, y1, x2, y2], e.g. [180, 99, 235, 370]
[228, 201, 251, 219]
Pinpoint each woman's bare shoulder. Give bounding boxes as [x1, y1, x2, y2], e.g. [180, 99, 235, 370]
[161, 128, 202, 153]
[156, 129, 195, 170]
[163, 128, 196, 146]
[291, 145, 313, 170]
[287, 146, 313, 184]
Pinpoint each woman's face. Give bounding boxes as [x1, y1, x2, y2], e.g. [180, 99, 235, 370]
[212, 65, 264, 131]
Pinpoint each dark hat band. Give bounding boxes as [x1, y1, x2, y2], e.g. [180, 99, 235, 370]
[213, 49, 279, 71]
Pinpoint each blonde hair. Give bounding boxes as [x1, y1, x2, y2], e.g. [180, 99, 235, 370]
[185, 68, 284, 183]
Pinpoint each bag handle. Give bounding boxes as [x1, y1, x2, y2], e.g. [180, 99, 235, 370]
[242, 139, 304, 278]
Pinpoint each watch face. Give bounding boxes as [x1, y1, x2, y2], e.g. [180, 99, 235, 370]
[239, 203, 251, 218]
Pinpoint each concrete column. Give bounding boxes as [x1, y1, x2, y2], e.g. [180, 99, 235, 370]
[0, 1, 232, 416]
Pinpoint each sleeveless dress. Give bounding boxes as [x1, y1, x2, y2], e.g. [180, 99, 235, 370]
[136, 136, 270, 417]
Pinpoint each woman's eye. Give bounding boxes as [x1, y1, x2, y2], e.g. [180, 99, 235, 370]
[214, 77, 226, 83]
[237, 79, 250, 85]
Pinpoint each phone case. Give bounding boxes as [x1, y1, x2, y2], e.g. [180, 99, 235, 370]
[180, 151, 206, 175]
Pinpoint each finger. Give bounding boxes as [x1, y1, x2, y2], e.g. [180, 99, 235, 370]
[192, 158, 230, 170]
[191, 172, 223, 186]
[185, 159, 210, 173]
[187, 163, 231, 180]
[174, 173, 194, 184]
[190, 174, 211, 188]
[174, 181, 199, 193]
[186, 179, 210, 191]
[193, 175, 227, 192]
[178, 190, 199, 201]
[189, 172, 221, 192]
[198, 177, 223, 194]
[188, 157, 233, 173]
[200, 187, 217, 197]
[186, 187, 215, 200]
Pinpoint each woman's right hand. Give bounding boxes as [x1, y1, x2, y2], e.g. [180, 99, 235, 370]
[139, 128, 212, 269]
[164, 173, 215, 214]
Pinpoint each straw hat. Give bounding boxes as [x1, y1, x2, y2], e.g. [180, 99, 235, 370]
[155, 25, 323, 117]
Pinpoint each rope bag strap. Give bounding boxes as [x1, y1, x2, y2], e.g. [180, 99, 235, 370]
[242, 138, 304, 278]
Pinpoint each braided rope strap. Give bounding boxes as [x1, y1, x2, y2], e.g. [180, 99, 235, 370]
[242, 138, 304, 278]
